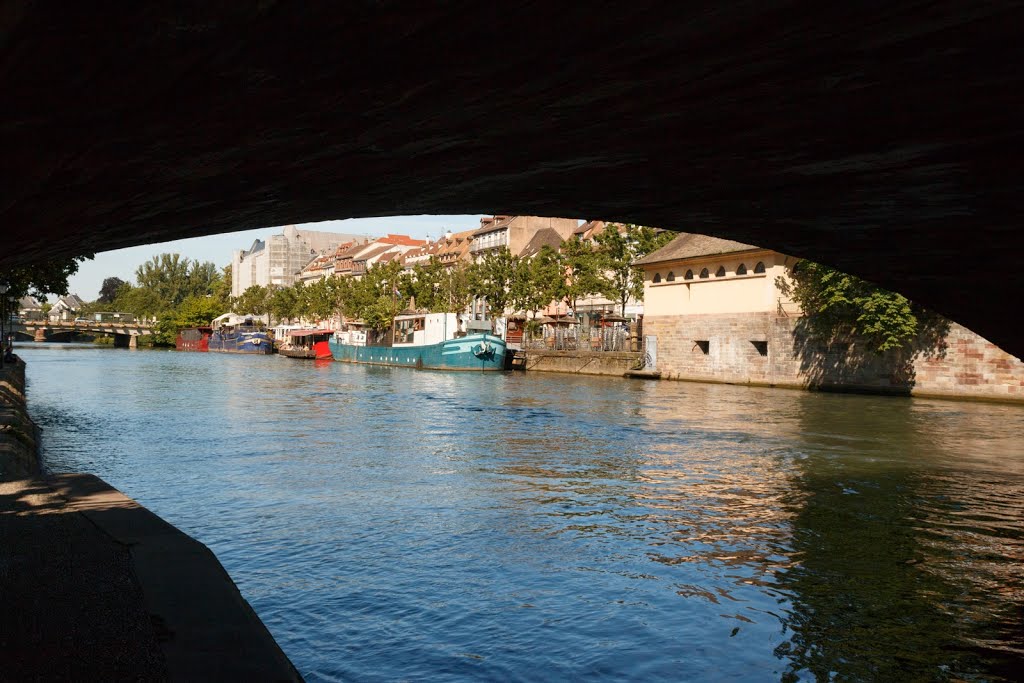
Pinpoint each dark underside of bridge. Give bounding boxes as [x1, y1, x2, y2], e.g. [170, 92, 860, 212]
[2, 3, 1022, 357]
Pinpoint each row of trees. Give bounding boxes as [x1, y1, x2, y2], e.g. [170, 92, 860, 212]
[229, 224, 675, 333]
[78, 225, 943, 359]
[80, 254, 232, 345]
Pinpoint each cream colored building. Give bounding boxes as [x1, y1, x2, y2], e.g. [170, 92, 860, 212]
[635, 232, 1024, 402]
[639, 234, 798, 317]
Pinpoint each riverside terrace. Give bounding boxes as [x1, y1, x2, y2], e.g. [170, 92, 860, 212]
[2, 4, 1024, 361]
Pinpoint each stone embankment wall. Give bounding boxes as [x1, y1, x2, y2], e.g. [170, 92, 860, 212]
[522, 350, 642, 376]
[644, 314, 1024, 402]
[0, 357, 40, 476]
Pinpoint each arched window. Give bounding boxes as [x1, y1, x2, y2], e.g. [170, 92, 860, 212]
[684, 269, 694, 280]
[699, 268, 709, 279]
[715, 266, 726, 277]
[652, 273, 662, 283]
[754, 261, 766, 274]
[736, 263, 747, 275]
[666, 271, 675, 282]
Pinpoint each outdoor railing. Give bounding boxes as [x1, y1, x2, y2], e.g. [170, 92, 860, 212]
[521, 327, 632, 352]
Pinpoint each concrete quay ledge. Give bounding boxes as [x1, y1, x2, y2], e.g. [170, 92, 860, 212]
[520, 349, 642, 376]
[0, 472, 303, 682]
[1, 358, 301, 681]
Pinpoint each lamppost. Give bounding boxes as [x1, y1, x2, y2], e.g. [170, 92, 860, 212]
[6, 296, 15, 359]
[0, 283, 8, 369]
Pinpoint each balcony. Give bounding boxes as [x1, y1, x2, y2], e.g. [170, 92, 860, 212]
[468, 232, 508, 253]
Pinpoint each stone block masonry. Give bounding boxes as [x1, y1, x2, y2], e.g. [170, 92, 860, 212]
[522, 350, 642, 376]
[644, 314, 1024, 402]
[0, 356, 40, 477]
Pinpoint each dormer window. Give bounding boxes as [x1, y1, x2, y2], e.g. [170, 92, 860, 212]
[652, 273, 662, 283]
[715, 266, 726, 277]
[699, 268, 709, 279]
[754, 261, 766, 274]
[666, 271, 675, 282]
[736, 263, 747, 275]
[684, 270, 694, 280]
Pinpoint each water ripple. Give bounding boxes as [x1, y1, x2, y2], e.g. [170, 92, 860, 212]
[18, 344, 1024, 681]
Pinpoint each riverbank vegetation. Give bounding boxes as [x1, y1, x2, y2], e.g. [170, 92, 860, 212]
[63, 224, 666, 344]
[3, 254, 93, 302]
[778, 261, 949, 356]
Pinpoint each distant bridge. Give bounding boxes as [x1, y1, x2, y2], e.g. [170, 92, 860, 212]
[12, 321, 156, 348]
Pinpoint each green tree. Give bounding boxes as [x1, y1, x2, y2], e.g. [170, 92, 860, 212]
[778, 260, 946, 355]
[111, 283, 162, 318]
[299, 279, 336, 323]
[268, 284, 301, 323]
[469, 247, 518, 316]
[525, 245, 567, 318]
[337, 261, 405, 333]
[232, 285, 270, 320]
[129, 253, 223, 313]
[146, 294, 228, 346]
[561, 235, 602, 313]
[408, 258, 446, 312]
[209, 265, 232, 310]
[175, 295, 226, 329]
[440, 261, 474, 314]
[134, 253, 192, 308]
[594, 223, 674, 316]
[3, 254, 93, 302]
[98, 277, 126, 304]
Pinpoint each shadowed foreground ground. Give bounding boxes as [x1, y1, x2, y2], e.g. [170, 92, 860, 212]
[0, 474, 167, 680]
[0, 472, 301, 682]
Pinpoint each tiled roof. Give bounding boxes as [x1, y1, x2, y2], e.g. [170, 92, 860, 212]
[633, 232, 761, 266]
[378, 234, 427, 247]
[519, 228, 564, 257]
[355, 244, 395, 262]
[472, 215, 514, 237]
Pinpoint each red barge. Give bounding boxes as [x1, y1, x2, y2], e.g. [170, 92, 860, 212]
[278, 329, 333, 359]
[175, 326, 212, 351]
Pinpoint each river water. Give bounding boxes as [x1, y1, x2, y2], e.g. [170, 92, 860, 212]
[19, 343, 1024, 681]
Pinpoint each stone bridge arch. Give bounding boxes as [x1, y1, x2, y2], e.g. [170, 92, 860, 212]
[2, 4, 1022, 357]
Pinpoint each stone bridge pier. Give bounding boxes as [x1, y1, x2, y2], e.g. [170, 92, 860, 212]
[33, 328, 47, 343]
[112, 333, 138, 349]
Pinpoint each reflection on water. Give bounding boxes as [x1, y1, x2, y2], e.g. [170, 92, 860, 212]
[19, 343, 1024, 681]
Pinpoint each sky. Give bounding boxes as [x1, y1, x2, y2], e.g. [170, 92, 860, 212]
[66, 215, 485, 302]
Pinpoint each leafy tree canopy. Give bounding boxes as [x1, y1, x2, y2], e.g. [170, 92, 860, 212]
[779, 260, 946, 355]
[98, 277, 126, 304]
[594, 224, 674, 315]
[232, 285, 270, 317]
[469, 247, 518, 315]
[3, 253, 93, 303]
